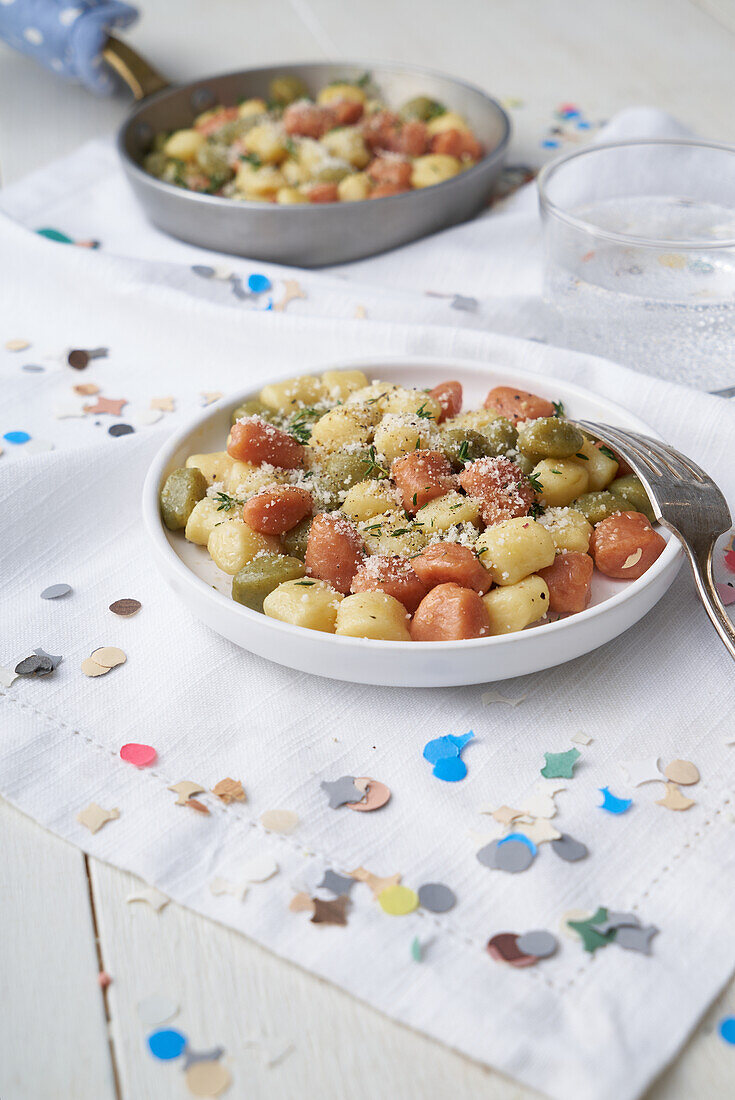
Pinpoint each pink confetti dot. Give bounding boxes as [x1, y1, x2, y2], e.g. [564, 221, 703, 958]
[120, 743, 157, 767]
[716, 583, 735, 607]
[723, 549, 735, 573]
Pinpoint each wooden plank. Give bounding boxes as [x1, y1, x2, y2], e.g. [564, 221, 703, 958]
[89, 858, 541, 1099]
[0, 799, 117, 1100]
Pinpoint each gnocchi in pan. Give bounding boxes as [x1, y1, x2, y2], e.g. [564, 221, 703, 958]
[159, 371, 665, 642]
[143, 72, 484, 203]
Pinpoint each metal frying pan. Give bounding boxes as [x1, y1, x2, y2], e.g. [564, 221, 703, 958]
[105, 38, 511, 267]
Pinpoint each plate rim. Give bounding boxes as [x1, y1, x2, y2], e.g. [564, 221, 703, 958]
[142, 355, 683, 653]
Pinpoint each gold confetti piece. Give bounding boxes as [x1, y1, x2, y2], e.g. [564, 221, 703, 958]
[74, 383, 100, 396]
[663, 759, 700, 785]
[311, 896, 349, 925]
[77, 803, 120, 834]
[81, 657, 109, 677]
[571, 731, 592, 745]
[168, 780, 206, 805]
[656, 782, 695, 811]
[354, 304, 367, 319]
[5, 338, 30, 351]
[151, 396, 176, 412]
[212, 778, 246, 804]
[517, 818, 561, 844]
[488, 805, 525, 825]
[185, 1060, 232, 1098]
[350, 867, 402, 898]
[201, 391, 223, 406]
[259, 809, 298, 834]
[126, 886, 170, 911]
[289, 892, 315, 914]
[273, 278, 306, 312]
[90, 646, 126, 669]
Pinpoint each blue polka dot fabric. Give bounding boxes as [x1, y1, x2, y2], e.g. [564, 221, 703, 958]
[0, 0, 138, 94]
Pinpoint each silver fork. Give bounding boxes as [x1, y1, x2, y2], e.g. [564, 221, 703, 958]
[575, 421, 735, 661]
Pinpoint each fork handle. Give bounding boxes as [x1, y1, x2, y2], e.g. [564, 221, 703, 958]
[685, 541, 735, 662]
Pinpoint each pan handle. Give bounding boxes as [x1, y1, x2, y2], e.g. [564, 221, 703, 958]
[102, 35, 169, 100]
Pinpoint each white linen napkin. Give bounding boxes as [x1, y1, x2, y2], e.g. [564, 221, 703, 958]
[1, 108, 734, 1100]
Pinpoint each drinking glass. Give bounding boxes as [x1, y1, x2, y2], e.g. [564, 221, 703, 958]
[538, 140, 735, 389]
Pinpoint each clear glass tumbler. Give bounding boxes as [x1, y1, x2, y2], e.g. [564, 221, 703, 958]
[538, 139, 735, 389]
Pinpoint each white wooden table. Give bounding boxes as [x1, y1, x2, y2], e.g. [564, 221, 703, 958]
[2, 2, 735, 1096]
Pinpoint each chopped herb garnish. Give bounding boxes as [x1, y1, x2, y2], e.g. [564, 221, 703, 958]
[552, 400, 565, 418]
[356, 71, 372, 87]
[551, 469, 562, 475]
[284, 137, 297, 156]
[294, 580, 316, 586]
[528, 501, 545, 519]
[476, 545, 488, 556]
[362, 522, 383, 534]
[213, 491, 243, 512]
[599, 444, 616, 460]
[457, 439, 470, 463]
[288, 406, 321, 443]
[390, 528, 411, 537]
[362, 445, 389, 479]
[575, 451, 589, 460]
[416, 401, 435, 420]
[239, 152, 262, 168]
[412, 492, 418, 506]
[425, 102, 447, 121]
[528, 472, 543, 493]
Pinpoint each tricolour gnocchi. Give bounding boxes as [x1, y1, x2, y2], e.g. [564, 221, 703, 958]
[143, 72, 485, 204]
[159, 370, 666, 642]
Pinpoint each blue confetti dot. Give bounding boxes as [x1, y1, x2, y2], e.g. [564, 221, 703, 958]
[562, 109, 580, 119]
[577, 120, 592, 130]
[4, 431, 30, 444]
[248, 273, 272, 294]
[719, 1017, 735, 1044]
[498, 832, 538, 856]
[599, 786, 633, 815]
[433, 756, 467, 782]
[541, 139, 560, 149]
[147, 1029, 187, 1061]
[423, 735, 460, 765]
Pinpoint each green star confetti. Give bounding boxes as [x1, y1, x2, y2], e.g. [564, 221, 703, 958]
[541, 747, 580, 779]
[567, 908, 616, 953]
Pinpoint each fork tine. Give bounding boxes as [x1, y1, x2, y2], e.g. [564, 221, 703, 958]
[576, 421, 664, 478]
[622, 432, 709, 484]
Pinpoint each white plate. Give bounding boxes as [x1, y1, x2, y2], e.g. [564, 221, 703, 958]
[142, 357, 682, 686]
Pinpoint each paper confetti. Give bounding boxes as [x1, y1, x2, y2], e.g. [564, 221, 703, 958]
[241, 853, 279, 883]
[599, 787, 633, 814]
[378, 884, 419, 916]
[185, 1061, 232, 1097]
[663, 759, 700, 785]
[656, 782, 695, 811]
[68, 347, 107, 369]
[209, 877, 245, 900]
[350, 867, 401, 897]
[260, 809, 298, 834]
[5, 338, 30, 351]
[84, 397, 127, 416]
[521, 785, 562, 819]
[481, 690, 526, 707]
[76, 803, 119, 834]
[168, 780, 206, 805]
[423, 731, 474, 781]
[619, 759, 663, 787]
[109, 423, 134, 437]
[4, 431, 31, 444]
[212, 777, 246, 803]
[417, 883, 456, 913]
[98, 971, 112, 989]
[148, 1028, 187, 1061]
[289, 892, 315, 914]
[311, 896, 349, 925]
[319, 870, 355, 896]
[40, 583, 72, 600]
[74, 382, 100, 396]
[0, 666, 19, 688]
[200, 392, 223, 406]
[571, 730, 593, 745]
[517, 818, 561, 845]
[614, 924, 658, 954]
[541, 748, 580, 779]
[321, 776, 363, 808]
[138, 994, 179, 1027]
[719, 1017, 735, 1045]
[487, 805, 525, 825]
[411, 936, 423, 962]
[15, 653, 55, 677]
[34, 647, 62, 669]
[126, 886, 170, 911]
[550, 833, 588, 862]
[567, 908, 615, 953]
[487, 932, 536, 967]
[345, 777, 391, 811]
[109, 598, 141, 617]
[516, 930, 558, 958]
[183, 1046, 225, 1070]
[494, 838, 535, 873]
[82, 646, 127, 678]
[273, 278, 306, 312]
[120, 743, 157, 767]
[151, 396, 176, 412]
